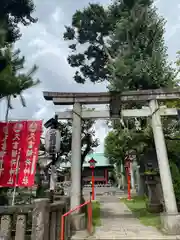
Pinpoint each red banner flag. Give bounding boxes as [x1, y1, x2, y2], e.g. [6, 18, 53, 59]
[0, 120, 42, 187]
[0, 122, 9, 187]
[0, 121, 27, 187]
[18, 120, 42, 187]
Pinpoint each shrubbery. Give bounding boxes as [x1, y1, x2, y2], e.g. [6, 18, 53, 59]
[170, 161, 180, 203]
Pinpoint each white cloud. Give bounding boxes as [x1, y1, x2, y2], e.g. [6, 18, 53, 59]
[6, 0, 180, 152]
[51, 7, 64, 23]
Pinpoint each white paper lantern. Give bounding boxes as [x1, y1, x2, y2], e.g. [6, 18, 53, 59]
[45, 129, 61, 154]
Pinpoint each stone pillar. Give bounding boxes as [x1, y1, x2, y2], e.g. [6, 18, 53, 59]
[15, 215, 26, 240]
[136, 166, 145, 196]
[31, 198, 50, 240]
[70, 103, 81, 210]
[150, 100, 177, 214]
[0, 215, 11, 240]
[49, 212, 56, 240]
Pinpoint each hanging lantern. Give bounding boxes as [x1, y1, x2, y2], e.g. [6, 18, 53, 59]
[88, 158, 97, 169]
[45, 129, 61, 154]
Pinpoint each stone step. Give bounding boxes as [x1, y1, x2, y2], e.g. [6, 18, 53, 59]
[90, 236, 180, 239]
[71, 231, 180, 240]
[71, 230, 90, 240]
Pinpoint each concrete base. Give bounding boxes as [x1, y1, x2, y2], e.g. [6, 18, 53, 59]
[71, 213, 86, 231]
[0, 232, 7, 240]
[161, 213, 180, 235]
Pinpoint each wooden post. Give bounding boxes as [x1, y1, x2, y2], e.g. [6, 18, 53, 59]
[104, 169, 108, 184]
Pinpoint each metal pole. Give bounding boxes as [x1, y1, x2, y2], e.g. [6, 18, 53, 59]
[92, 168, 95, 200]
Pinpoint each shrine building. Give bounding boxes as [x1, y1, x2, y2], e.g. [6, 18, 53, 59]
[58, 153, 114, 185]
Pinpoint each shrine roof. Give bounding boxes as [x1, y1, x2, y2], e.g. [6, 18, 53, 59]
[59, 153, 113, 168]
[83, 153, 112, 167]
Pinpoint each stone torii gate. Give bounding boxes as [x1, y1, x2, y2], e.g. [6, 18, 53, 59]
[43, 89, 180, 233]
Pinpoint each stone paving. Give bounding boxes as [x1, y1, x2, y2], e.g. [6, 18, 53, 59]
[89, 195, 180, 239]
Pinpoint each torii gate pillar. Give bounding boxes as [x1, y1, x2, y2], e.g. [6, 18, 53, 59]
[150, 100, 178, 214]
[43, 89, 180, 234]
[70, 103, 82, 210]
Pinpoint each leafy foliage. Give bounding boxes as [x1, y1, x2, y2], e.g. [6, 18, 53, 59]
[0, 0, 36, 44]
[0, 0, 38, 119]
[57, 117, 99, 165]
[64, 0, 176, 89]
[104, 124, 153, 165]
[0, 0, 38, 204]
[64, 3, 111, 84]
[0, 45, 40, 120]
[170, 162, 180, 202]
[0, 0, 37, 74]
[35, 117, 99, 198]
[0, 45, 39, 99]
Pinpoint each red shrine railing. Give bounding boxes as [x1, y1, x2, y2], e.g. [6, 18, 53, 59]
[60, 200, 93, 240]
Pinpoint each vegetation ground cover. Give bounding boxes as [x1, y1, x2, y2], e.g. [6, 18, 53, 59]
[121, 196, 161, 229]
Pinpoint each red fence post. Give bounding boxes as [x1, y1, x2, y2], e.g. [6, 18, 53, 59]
[60, 215, 64, 240]
[60, 200, 92, 240]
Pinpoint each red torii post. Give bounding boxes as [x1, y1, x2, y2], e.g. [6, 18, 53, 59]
[88, 158, 97, 200]
[124, 155, 132, 201]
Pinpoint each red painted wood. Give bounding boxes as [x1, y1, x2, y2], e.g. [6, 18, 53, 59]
[104, 169, 108, 184]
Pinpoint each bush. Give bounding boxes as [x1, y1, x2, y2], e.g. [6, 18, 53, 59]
[170, 162, 180, 202]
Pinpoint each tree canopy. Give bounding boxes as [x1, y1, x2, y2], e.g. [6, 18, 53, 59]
[0, 0, 38, 117]
[0, 0, 36, 44]
[57, 117, 99, 166]
[64, 0, 177, 90]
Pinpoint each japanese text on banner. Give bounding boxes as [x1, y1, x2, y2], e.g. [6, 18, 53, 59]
[18, 121, 42, 187]
[6, 122, 25, 187]
[0, 122, 26, 187]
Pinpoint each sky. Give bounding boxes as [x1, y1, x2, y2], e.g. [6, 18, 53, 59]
[0, 0, 180, 152]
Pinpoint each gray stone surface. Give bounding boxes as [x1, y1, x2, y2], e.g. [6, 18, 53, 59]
[90, 196, 180, 239]
[71, 213, 86, 231]
[161, 213, 180, 235]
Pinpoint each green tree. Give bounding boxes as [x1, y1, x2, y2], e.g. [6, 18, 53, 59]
[0, 0, 36, 44]
[64, 0, 176, 89]
[36, 116, 99, 199]
[0, 45, 40, 120]
[0, 0, 38, 106]
[104, 124, 153, 166]
[65, 0, 180, 199]
[58, 118, 99, 201]
[0, 0, 36, 73]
